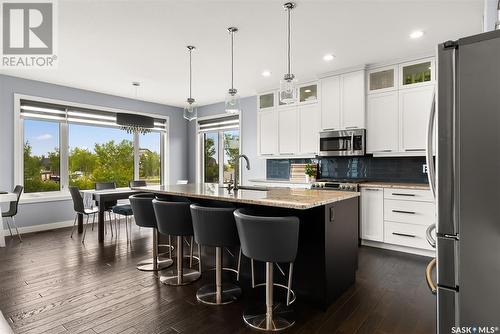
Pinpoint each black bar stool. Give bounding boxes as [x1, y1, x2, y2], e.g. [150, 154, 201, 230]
[152, 198, 201, 286]
[234, 208, 300, 332]
[190, 204, 242, 305]
[129, 193, 173, 271]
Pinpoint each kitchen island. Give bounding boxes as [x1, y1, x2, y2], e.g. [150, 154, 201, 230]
[133, 183, 360, 309]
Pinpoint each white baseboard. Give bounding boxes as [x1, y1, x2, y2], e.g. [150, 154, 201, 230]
[3, 219, 74, 235]
[361, 240, 435, 258]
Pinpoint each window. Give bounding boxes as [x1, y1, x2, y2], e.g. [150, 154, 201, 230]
[198, 115, 239, 185]
[69, 124, 134, 190]
[23, 119, 61, 193]
[15, 96, 169, 198]
[139, 132, 162, 185]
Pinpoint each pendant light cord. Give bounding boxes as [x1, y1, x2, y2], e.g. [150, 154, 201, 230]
[189, 48, 192, 99]
[287, 6, 291, 76]
[231, 30, 234, 90]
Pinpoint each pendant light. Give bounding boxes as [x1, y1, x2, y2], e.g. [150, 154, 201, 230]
[279, 2, 297, 105]
[183, 45, 198, 121]
[225, 27, 241, 114]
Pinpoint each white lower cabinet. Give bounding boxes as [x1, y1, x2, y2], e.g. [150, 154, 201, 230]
[360, 188, 384, 242]
[361, 187, 435, 254]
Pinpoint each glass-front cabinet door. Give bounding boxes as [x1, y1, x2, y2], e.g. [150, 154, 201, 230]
[298, 83, 318, 103]
[258, 92, 275, 109]
[399, 58, 435, 88]
[368, 66, 397, 93]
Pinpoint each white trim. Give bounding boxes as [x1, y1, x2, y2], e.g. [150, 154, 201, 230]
[361, 239, 435, 258]
[3, 219, 75, 235]
[366, 53, 435, 71]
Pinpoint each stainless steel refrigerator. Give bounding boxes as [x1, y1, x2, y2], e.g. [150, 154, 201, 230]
[426, 30, 500, 333]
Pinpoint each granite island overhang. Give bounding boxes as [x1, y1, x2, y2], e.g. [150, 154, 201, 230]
[133, 183, 360, 309]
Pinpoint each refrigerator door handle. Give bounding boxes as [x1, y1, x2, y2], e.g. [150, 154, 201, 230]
[426, 223, 436, 248]
[426, 90, 436, 198]
[425, 258, 437, 295]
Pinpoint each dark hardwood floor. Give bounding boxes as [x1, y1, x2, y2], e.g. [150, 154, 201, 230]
[0, 221, 436, 334]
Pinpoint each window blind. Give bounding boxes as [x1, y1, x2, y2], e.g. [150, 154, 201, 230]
[20, 100, 167, 131]
[197, 115, 239, 132]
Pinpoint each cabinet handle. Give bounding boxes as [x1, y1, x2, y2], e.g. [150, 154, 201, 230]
[364, 188, 380, 191]
[323, 128, 336, 131]
[391, 193, 415, 197]
[280, 153, 294, 155]
[373, 149, 392, 152]
[260, 153, 274, 156]
[392, 209, 416, 215]
[392, 232, 416, 238]
[345, 126, 358, 129]
[405, 149, 425, 152]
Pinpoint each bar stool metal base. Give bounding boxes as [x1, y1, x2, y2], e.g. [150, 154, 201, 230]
[243, 304, 295, 332]
[159, 268, 201, 286]
[196, 283, 242, 305]
[136, 259, 173, 272]
[253, 283, 296, 305]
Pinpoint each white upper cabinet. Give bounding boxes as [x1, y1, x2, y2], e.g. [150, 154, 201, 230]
[368, 65, 398, 94]
[399, 57, 435, 89]
[257, 108, 277, 156]
[367, 91, 399, 153]
[341, 70, 366, 129]
[278, 106, 299, 155]
[320, 69, 365, 131]
[321, 75, 341, 131]
[298, 103, 320, 154]
[258, 91, 275, 110]
[399, 85, 434, 152]
[360, 187, 384, 242]
[298, 83, 318, 104]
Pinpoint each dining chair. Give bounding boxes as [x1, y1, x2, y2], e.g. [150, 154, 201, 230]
[94, 181, 118, 236]
[1, 185, 23, 242]
[69, 187, 98, 243]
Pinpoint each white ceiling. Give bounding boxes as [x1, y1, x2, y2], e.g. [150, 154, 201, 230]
[1, 0, 483, 107]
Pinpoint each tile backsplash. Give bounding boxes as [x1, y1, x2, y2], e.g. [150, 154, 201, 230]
[266, 156, 428, 183]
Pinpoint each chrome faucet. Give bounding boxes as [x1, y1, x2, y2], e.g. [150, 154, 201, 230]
[233, 154, 250, 190]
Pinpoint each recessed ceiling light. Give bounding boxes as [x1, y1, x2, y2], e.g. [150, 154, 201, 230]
[410, 30, 424, 39]
[323, 54, 335, 61]
[262, 70, 271, 77]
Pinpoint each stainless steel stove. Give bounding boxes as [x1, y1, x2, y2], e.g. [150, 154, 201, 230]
[310, 179, 364, 192]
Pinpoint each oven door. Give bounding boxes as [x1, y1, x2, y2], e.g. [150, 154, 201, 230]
[318, 129, 365, 156]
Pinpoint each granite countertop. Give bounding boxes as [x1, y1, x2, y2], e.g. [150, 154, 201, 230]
[132, 183, 359, 210]
[359, 182, 430, 190]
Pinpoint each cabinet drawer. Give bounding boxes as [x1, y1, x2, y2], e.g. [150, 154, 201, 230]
[384, 199, 435, 225]
[384, 221, 434, 250]
[383, 188, 433, 202]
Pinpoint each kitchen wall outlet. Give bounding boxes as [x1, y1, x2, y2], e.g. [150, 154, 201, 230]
[422, 164, 428, 174]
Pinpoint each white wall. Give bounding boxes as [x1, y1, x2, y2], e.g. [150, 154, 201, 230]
[187, 96, 266, 184]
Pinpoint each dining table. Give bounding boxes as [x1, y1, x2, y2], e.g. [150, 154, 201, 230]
[79, 189, 139, 243]
[0, 192, 18, 247]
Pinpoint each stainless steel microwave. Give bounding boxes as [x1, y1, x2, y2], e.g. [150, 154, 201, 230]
[318, 129, 366, 157]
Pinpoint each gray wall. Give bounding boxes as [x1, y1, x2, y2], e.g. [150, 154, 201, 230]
[187, 96, 265, 184]
[0, 74, 187, 228]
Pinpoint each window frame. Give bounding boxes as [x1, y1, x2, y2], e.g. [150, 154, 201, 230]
[14, 94, 170, 203]
[195, 113, 241, 186]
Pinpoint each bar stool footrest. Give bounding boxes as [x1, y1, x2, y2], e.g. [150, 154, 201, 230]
[253, 282, 296, 305]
